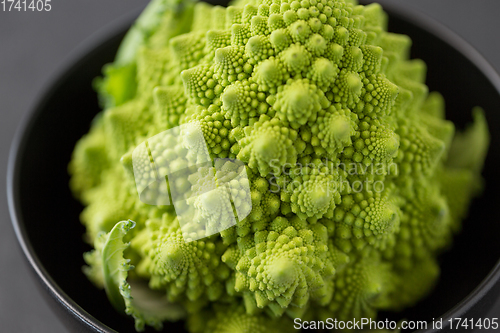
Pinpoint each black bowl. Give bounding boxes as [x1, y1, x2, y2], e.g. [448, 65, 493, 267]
[8, 1, 500, 332]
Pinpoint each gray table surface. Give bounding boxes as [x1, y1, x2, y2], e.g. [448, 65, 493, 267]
[1, 1, 499, 332]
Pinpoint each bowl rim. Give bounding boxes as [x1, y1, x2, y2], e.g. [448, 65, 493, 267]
[6, 7, 144, 333]
[7, 1, 500, 332]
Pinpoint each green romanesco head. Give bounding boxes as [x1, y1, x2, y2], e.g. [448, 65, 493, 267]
[70, 0, 489, 331]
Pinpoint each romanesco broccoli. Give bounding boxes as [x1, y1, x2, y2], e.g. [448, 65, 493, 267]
[70, 0, 489, 331]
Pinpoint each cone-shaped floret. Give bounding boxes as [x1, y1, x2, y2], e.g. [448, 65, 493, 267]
[306, 34, 327, 56]
[234, 226, 330, 315]
[252, 58, 286, 91]
[206, 30, 232, 53]
[361, 45, 384, 76]
[245, 174, 280, 225]
[396, 120, 446, 177]
[181, 65, 221, 107]
[242, 4, 258, 24]
[333, 26, 350, 46]
[250, 15, 269, 36]
[324, 42, 344, 65]
[187, 304, 292, 333]
[332, 69, 363, 109]
[210, 6, 226, 30]
[348, 28, 368, 47]
[170, 31, 207, 70]
[158, 242, 186, 275]
[225, 6, 243, 27]
[221, 80, 256, 126]
[344, 117, 399, 166]
[238, 117, 298, 176]
[231, 23, 252, 46]
[137, 218, 230, 302]
[270, 29, 292, 52]
[311, 107, 356, 157]
[274, 79, 329, 128]
[328, 255, 393, 321]
[245, 35, 274, 62]
[187, 110, 233, 157]
[333, 187, 401, 253]
[392, 179, 451, 268]
[180, 121, 209, 156]
[289, 173, 341, 220]
[279, 44, 311, 74]
[189, 186, 236, 235]
[341, 46, 364, 72]
[288, 20, 312, 44]
[69, 122, 109, 197]
[307, 57, 339, 90]
[268, 13, 286, 31]
[361, 73, 400, 116]
[153, 86, 188, 129]
[214, 46, 249, 84]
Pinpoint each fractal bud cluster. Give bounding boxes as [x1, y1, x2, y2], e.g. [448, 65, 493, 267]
[69, 0, 489, 331]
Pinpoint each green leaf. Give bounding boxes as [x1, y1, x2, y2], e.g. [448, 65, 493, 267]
[102, 220, 136, 312]
[100, 220, 186, 332]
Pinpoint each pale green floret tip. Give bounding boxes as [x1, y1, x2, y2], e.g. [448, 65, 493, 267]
[283, 87, 311, 115]
[309, 57, 339, 88]
[289, 20, 312, 43]
[253, 59, 284, 89]
[371, 204, 398, 234]
[221, 85, 240, 108]
[310, 187, 331, 208]
[383, 134, 400, 158]
[280, 44, 311, 73]
[159, 242, 185, 270]
[347, 72, 363, 94]
[307, 34, 327, 56]
[215, 47, 231, 63]
[331, 116, 352, 142]
[274, 79, 326, 128]
[245, 35, 273, 61]
[253, 134, 279, 158]
[70, 0, 489, 331]
[206, 30, 231, 52]
[326, 43, 344, 63]
[267, 258, 298, 287]
[311, 108, 356, 156]
[238, 119, 298, 176]
[270, 29, 291, 51]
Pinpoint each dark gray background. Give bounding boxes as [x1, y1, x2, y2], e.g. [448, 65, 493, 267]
[1, 1, 499, 332]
